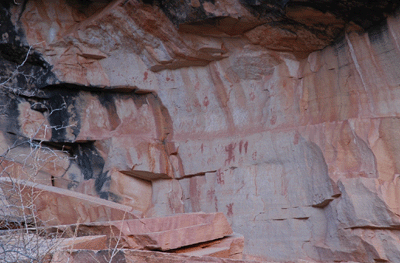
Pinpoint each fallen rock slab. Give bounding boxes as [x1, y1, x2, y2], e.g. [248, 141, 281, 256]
[173, 233, 244, 259]
[0, 178, 142, 226]
[50, 249, 259, 263]
[45, 212, 233, 251]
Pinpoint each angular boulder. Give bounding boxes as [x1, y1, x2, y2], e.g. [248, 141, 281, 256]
[0, 178, 141, 226]
[50, 249, 258, 263]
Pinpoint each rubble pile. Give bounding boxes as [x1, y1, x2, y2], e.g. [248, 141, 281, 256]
[0, 179, 251, 263]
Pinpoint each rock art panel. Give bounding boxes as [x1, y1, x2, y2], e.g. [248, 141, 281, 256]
[148, 178, 184, 217]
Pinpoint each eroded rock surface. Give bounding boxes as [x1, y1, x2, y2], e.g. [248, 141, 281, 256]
[1, 0, 400, 262]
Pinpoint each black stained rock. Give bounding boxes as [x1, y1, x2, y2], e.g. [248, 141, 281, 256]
[0, 3, 58, 93]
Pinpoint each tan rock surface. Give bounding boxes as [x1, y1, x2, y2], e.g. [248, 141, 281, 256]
[108, 168, 152, 213]
[57, 235, 108, 251]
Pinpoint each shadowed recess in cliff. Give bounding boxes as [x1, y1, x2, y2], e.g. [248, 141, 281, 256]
[146, 0, 400, 55]
[153, 0, 219, 26]
[240, 0, 400, 30]
[0, 3, 57, 92]
[283, 0, 400, 29]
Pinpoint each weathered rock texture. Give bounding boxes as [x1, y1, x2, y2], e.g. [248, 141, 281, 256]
[1, 0, 400, 262]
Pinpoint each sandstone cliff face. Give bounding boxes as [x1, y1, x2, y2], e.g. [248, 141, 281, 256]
[1, 0, 400, 262]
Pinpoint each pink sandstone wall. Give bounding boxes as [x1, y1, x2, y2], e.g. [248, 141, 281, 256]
[2, 0, 400, 261]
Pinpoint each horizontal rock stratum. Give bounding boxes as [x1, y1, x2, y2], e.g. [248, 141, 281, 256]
[1, 0, 400, 262]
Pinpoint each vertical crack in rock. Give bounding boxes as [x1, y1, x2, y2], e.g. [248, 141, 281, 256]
[147, 93, 185, 178]
[301, 140, 335, 208]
